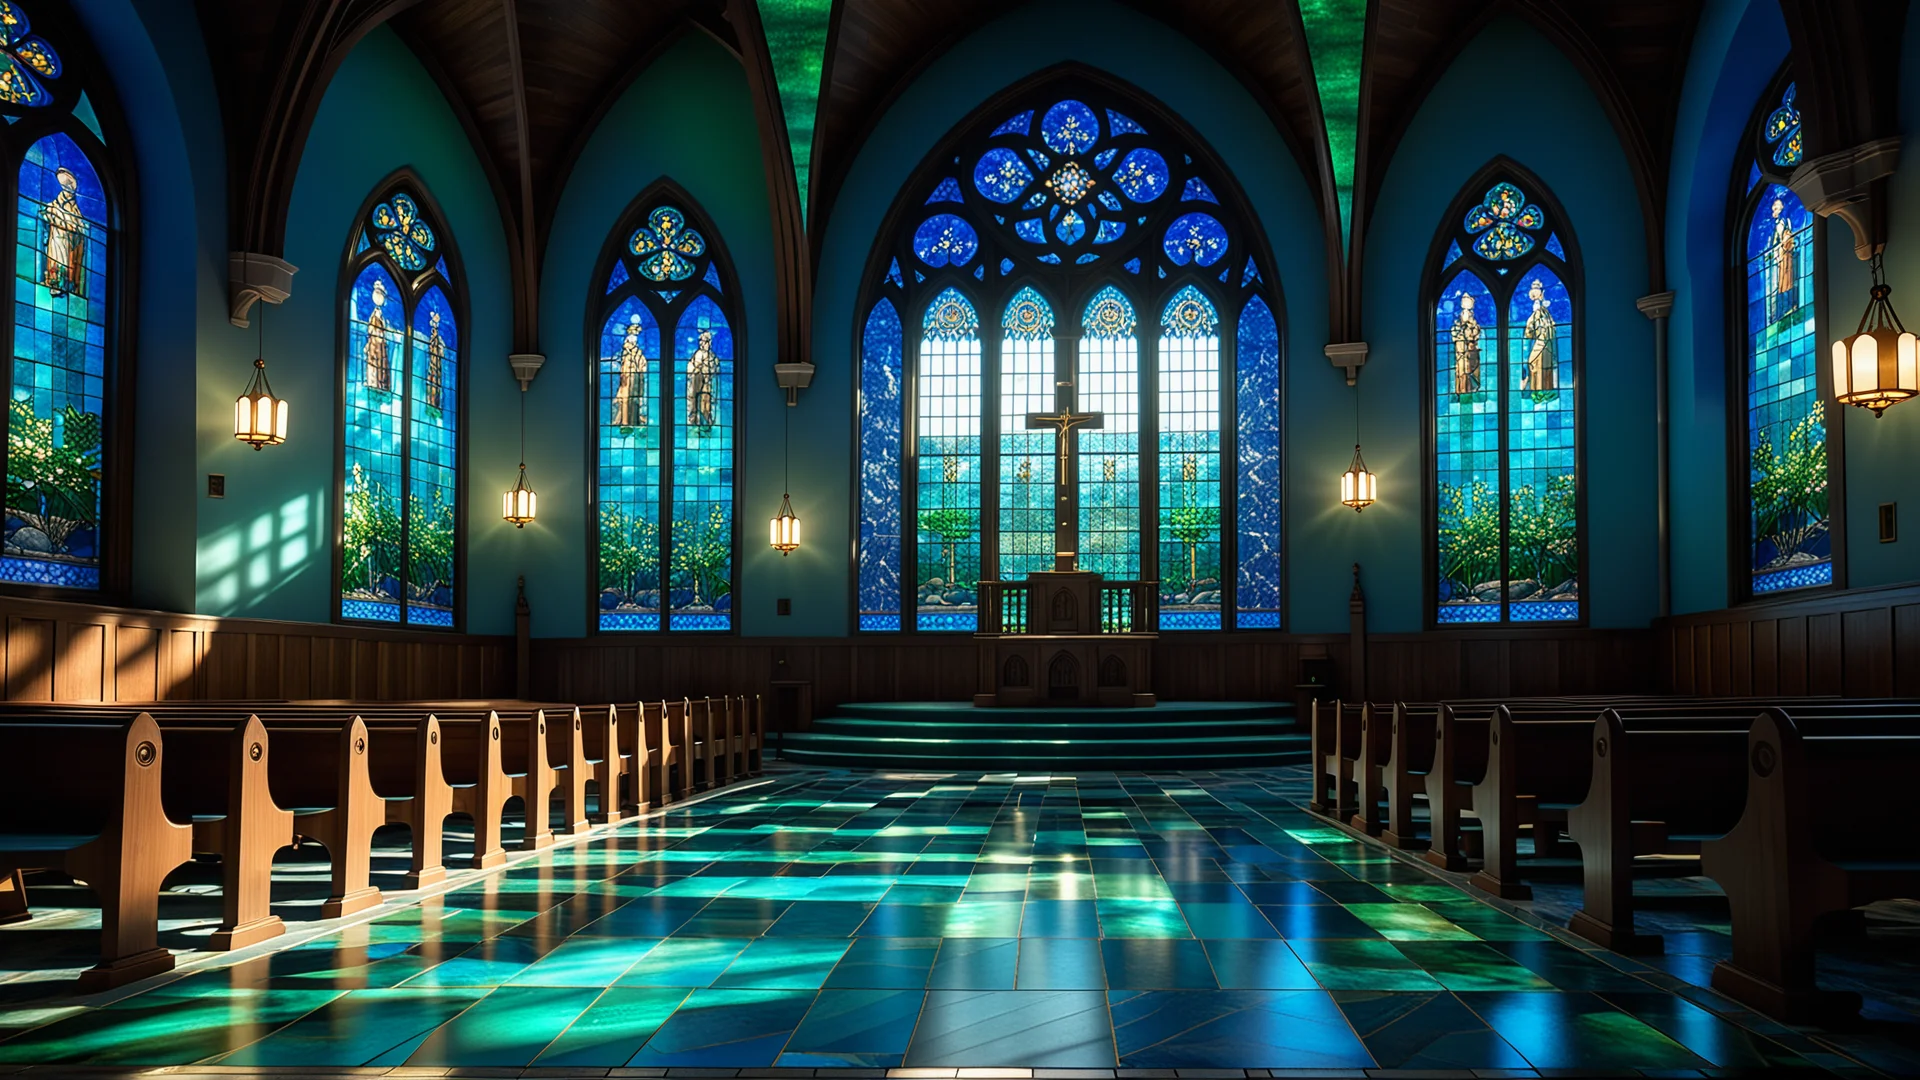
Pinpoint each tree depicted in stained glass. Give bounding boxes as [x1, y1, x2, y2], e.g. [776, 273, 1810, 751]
[1429, 174, 1579, 624]
[594, 196, 738, 632]
[1741, 76, 1827, 594]
[6, 132, 104, 587]
[340, 186, 461, 626]
[855, 81, 1282, 631]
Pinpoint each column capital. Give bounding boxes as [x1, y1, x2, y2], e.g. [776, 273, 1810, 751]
[1635, 292, 1675, 320]
[228, 253, 297, 328]
[1326, 341, 1369, 386]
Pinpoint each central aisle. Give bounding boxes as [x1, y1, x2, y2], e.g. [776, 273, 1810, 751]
[0, 768, 1841, 1072]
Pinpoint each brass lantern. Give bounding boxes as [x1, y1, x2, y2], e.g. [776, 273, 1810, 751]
[769, 492, 800, 554]
[233, 299, 288, 449]
[1341, 443, 1377, 512]
[1833, 255, 1920, 416]
[502, 463, 537, 527]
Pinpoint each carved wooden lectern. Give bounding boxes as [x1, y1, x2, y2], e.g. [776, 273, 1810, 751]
[974, 570, 1157, 708]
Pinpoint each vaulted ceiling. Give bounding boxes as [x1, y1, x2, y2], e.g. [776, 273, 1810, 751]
[196, 0, 1892, 357]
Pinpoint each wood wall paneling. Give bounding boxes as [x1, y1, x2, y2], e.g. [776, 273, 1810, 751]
[1658, 580, 1920, 697]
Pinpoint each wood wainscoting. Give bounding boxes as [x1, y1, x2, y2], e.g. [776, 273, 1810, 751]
[0, 595, 513, 702]
[1658, 580, 1920, 697]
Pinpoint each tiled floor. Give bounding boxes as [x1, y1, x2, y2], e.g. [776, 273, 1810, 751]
[0, 766, 1916, 1076]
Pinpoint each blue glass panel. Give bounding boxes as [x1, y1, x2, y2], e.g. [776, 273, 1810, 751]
[369, 193, 436, 271]
[999, 257, 1013, 276]
[669, 296, 734, 631]
[1545, 234, 1565, 261]
[1054, 208, 1086, 244]
[704, 262, 723, 293]
[1745, 184, 1826, 591]
[341, 262, 405, 619]
[1097, 190, 1122, 213]
[1079, 286, 1139, 582]
[73, 92, 103, 144]
[1240, 257, 1261, 287]
[406, 285, 458, 626]
[859, 614, 902, 632]
[656, 290, 678, 303]
[1434, 270, 1500, 623]
[1765, 82, 1802, 168]
[1039, 253, 1061, 265]
[354, 230, 369, 255]
[605, 259, 628, 293]
[1105, 109, 1146, 137]
[1111, 149, 1169, 203]
[999, 288, 1055, 581]
[926, 177, 965, 205]
[913, 213, 978, 267]
[974, 264, 985, 279]
[917, 289, 981, 631]
[1163, 212, 1227, 266]
[1158, 287, 1222, 629]
[341, 599, 400, 623]
[1040, 99, 1099, 154]
[973, 148, 1032, 203]
[859, 298, 903, 629]
[1442, 240, 1462, 270]
[1093, 220, 1125, 245]
[1014, 219, 1045, 244]
[6, 134, 105, 590]
[597, 297, 662, 628]
[1236, 295, 1281, 629]
[886, 258, 902, 288]
[1076, 253, 1098, 264]
[1094, 149, 1117, 170]
[1747, 160, 1761, 194]
[630, 205, 705, 282]
[1504, 266, 1577, 621]
[1181, 177, 1219, 204]
[1510, 601, 1580, 622]
[1124, 257, 1141, 274]
[991, 110, 1033, 137]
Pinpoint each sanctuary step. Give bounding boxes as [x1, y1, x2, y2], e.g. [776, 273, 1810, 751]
[776, 700, 1307, 771]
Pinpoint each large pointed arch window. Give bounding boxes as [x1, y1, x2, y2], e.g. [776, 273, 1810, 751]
[855, 79, 1283, 632]
[339, 182, 464, 626]
[1737, 76, 1830, 595]
[1428, 169, 1582, 624]
[592, 193, 739, 632]
[0, 3, 123, 591]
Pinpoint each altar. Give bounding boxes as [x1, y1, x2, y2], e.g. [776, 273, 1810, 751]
[973, 568, 1157, 707]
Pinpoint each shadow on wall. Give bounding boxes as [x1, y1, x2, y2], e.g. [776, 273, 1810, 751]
[194, 487, 328, 615]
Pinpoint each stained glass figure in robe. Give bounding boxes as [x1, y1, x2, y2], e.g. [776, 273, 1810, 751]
[1078, 286, 1140, 582]
[1157, 285, 1221, 630]
[1745, 181, 1826, 593]
[341, 262, 406, 622]
[1236, 296, 1281, 628]
[1434, 271, 1501, 623]
[858, 299, 903, 631]
[597, 298, 662, 630]
[670, 296, 733, 631]
[916, 288, 981, 632]
[1504, 267, 1575, 621]
[5, 133, 105, 587]
[999, 287, 1054, 580]
[405, 287, 458, 626]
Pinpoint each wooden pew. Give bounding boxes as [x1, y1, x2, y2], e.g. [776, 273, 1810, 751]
[0, 714, 194, 990]
[1422, 704, 1489, 872]
[610, 701, 652, 814]
[1701, 709, 1920, 1021]
[1346, 702, 1394, 836]
[542, 706, 591, 835]
[645, 699, 685, 803]
[1308, 699, 1362, 817]
[1381, 702, 1438, 849]
[265, 717, 386, 918]
[159, 715, 295, 949]
[579, 704, 624, 824]
[747, 694, 765, 776]
[1564, 709, 1747, 953]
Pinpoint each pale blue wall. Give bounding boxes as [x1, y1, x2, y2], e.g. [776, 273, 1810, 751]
[1358, 15, 1656, 631]
[200, 27, 516, 630]
[536, 30, 774, 639]
[814, 0, 1330, 634]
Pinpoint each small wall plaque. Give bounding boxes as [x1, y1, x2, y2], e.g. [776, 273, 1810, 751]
[1881, 502, 1898, 543]
[207, 474, 226, 499]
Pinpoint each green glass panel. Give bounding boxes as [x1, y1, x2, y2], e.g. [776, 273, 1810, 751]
[1299, 0, 1366, 254]
[757, 0, 833, 225]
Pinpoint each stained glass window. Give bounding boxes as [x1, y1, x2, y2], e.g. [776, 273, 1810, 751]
[856, 82, 1280, 631]
[0, 5, 115, 591]
[594, 195, 738, 631]
[1429, 174, 1580, 625]
[1741, 75, 1828, 595]
[340, 187, 461, 626]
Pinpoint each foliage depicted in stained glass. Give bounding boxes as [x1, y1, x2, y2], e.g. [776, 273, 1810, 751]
[857, 83, 1281, 630]
[0, 3, 62, 111]
[6, 133, 104, 587]
[1431, 172, 1578, 625]
[1742, 78, 1827, 595]
[858, 299, 903, 631]
[597, 199, 738, 632]
[340, 188, 463, 627]
[1237, 296, 1281, 627]
[917, 288, 981, 632]
[1158, 286, 1221, 630]
[1000, 288, 1055, 581]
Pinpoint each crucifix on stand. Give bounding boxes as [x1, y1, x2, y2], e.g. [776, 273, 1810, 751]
[1027, 362, 1102, 572]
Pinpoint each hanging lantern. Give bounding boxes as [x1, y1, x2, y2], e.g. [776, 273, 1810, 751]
[769, 492, 800, 554]
[233, 358, 289, 450]
[502, 464, 537, 527]
[1833, 256, 1920, 416]
[1341, 443, 1376, 512]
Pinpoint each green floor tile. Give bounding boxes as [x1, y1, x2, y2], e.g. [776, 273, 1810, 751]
[616, 937, 751, 987]
[509, 936, 662, 986]
[1343, 903, 1481, 941]
[1393, 942, 1556, 991]
[1288, 938, 1445, 991]
[405, 985, 600, 1066]
[1097, 898, 1193, 938]
[712, 937, 852, 989]
[530, 987, 690, 1067]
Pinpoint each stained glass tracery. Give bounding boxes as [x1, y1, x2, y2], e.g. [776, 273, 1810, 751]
[597, 198, 738, 631]
[860, 84, 1280, 631]
[1742, 76, 1827, 595]
[1431, 175, 1579, 625]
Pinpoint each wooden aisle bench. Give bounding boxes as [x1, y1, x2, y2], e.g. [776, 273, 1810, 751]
[0, 714, 193, 990]
[1308, 699, 1362, 817]
[1380, 702, 1439, 849]
[1345, 702, 1394, 837]
[684, 697, 717, 792]
[265, 717, 386, 918]
[646, 699, 687, 803]
[611, 701, 652, 815]
[1701, 708, 1920, 1021]
[542, 705, 592, 836]
[579, 704, 624, 824]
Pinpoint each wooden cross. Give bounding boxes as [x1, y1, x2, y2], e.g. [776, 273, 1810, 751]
[1027, 405, 1102, 571]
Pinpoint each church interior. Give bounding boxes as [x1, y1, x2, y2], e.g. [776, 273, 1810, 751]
[3, 0, 1920, 1074]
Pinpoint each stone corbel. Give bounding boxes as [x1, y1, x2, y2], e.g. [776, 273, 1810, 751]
[1790, 137, 1901, 260]
[509, 353, 546, 391]
[775, 360, 815, 406]
[1326, 341, 1369, 386]
[228, 252, 297, 327]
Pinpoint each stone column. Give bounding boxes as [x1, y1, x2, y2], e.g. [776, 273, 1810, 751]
[1637, 291, 1675, 618]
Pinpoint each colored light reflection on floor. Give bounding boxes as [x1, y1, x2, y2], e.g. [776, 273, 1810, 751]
[0, 768, 1906, 1073]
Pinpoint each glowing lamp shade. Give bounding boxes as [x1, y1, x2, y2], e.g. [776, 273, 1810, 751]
[502, 465, 537, 527]
[1340, 443, 1376, 512]
[1832, 279, 1920, 417]
[770, 492, 800, 554]
[233, 358, 288, 450]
